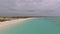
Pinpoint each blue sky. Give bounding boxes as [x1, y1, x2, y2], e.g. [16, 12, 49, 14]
[0, 0, 60, 16]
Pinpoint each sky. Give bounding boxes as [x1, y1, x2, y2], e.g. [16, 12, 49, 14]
[0, 0, 60, 16]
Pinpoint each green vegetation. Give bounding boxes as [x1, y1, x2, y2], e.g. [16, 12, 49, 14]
[0, 16, 29, 22]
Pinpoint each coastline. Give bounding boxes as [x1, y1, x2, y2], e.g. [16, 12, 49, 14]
[0, 18, 32, 30]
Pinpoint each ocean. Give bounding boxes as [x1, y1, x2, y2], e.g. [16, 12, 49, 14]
[1, 17, 60, 34]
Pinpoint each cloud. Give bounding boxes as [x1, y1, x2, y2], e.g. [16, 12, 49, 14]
[0, 0, 60, 16]
[16, 0, 60, 10]
[0, 0, 60, 11]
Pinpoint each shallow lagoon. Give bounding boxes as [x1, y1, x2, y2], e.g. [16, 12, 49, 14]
[1, 17, 60, 34]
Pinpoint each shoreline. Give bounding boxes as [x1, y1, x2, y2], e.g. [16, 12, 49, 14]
[0, 18, 32, 30]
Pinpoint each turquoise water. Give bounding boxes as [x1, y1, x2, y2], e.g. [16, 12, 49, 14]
[1, 17, 60, 34]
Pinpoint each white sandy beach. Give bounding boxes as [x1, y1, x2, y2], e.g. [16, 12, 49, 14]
[0, 18, 32, 30]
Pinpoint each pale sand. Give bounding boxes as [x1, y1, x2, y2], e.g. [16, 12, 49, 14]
[0, 18, 32, 30]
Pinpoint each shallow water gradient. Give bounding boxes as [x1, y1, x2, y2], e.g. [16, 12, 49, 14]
[1, 17, 60, 34]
